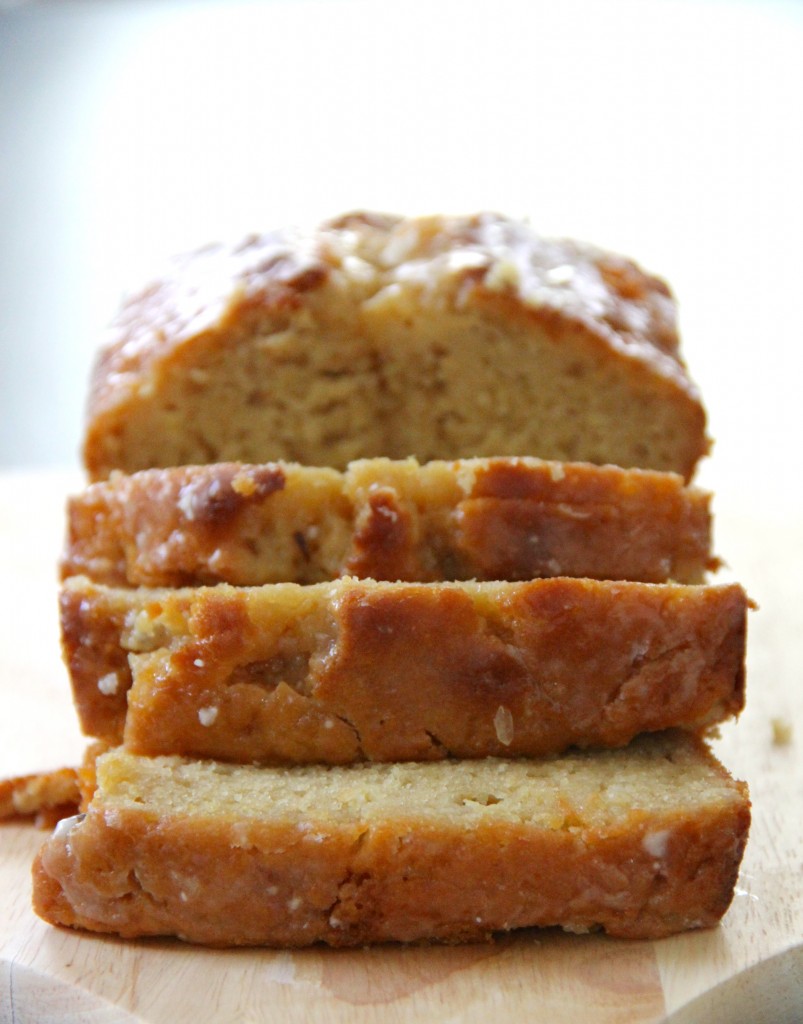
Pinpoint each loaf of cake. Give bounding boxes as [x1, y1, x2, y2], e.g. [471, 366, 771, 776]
[82, 212, 708, 482]
[60, 575, 746, 761]
[20, 212, 751, 951]
[62, 457, 716, 588]
[32, 732, 750, 946]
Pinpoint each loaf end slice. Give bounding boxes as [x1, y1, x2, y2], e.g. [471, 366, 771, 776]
[32, 733, 750, 946]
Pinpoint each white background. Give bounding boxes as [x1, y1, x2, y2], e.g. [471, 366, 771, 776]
[1, 0, 802, 508]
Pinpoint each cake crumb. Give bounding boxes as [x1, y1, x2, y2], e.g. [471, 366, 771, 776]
[771, 717, 793, 746]
[231, 471, 257, 497]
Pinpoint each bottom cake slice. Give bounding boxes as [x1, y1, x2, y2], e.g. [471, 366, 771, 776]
[32, 732, 750, 947]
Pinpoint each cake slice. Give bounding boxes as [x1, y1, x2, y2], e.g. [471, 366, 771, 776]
[62, 457, 716, 588]
[32, 733, 750, 946]
[60, 575, 747, 761]
[82, 212, 708, 481]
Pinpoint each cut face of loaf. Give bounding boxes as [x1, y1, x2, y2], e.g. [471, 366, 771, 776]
[62, 457, 716, 588]
[32, 733, 750, 946]
[83, 212, 708, 482]
[60, 576, 747, 762]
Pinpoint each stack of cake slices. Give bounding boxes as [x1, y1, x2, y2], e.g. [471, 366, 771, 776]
[31, 212, 750, 946]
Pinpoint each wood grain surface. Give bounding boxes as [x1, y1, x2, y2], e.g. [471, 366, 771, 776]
[1, 470, 801, 1024]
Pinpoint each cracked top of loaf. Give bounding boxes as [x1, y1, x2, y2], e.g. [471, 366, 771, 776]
[84, 212, 708, 480]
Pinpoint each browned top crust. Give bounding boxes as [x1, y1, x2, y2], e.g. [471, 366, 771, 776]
[91, 212, 685, 395]
[82, 213, 708, 480]
[324, 211, 685, 360]
[60, 575, 747, 761]
[62, 457, 716, 588]
[32, 733, 751, 945]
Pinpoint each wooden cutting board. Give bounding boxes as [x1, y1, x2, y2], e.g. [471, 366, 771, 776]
[1, 471, 801, 1023]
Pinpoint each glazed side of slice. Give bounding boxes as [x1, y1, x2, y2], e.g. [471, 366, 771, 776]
[60, 575, 747, 762]
[62, 457, 716, 588]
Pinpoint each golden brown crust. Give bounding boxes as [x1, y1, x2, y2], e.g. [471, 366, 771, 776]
[32, 735, 751, 945]
[82, 213, 708, 481]
[60, 575, 747, 760]
[61, 457, 716, 588]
